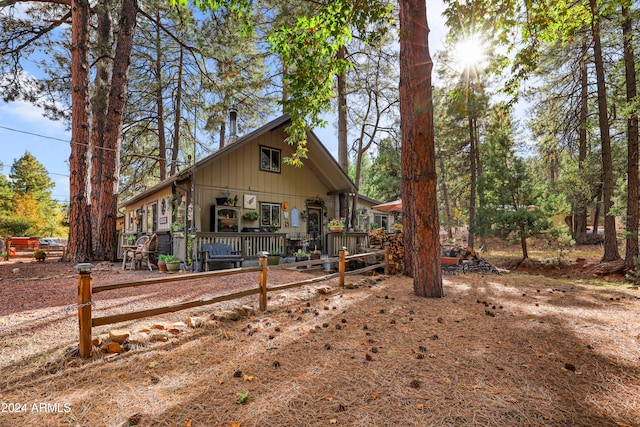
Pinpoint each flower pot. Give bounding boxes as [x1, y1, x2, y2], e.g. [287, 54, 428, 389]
[157, 260, 167, 272]
[267, 255, 280, 266]
[329, 226, 343, 233]
[166, 261, 180, 272]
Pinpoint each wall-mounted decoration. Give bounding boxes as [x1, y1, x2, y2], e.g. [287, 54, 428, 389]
[159, 217, 168, 224]
[244, 194, 257, 209]
[282, 201, 289, 211]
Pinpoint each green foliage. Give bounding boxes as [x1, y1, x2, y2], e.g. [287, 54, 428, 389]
[34, 249, 47, 259]
[366, 138, 401, 201]
[547, 224, 576, 263]
[159, 254, 180, 262]
[474, 105, 552, 257]
[0, 217, 33, 237]
[192, 0, 392, 166]
[242, 210, 259, 220]
[0, 153, 66, 238]
[235, 391, 249, 404]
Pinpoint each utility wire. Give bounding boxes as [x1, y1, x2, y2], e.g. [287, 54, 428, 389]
[0, 124, 183, 164]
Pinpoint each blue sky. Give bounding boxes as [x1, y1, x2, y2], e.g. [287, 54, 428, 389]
[0, 2, 448, 204]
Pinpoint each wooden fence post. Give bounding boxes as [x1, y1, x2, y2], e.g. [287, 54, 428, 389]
[339, 247, 347, 287]
[75, 263, 94, 358]
[383, 242, 390, 275]
[258, 252, 268, 311]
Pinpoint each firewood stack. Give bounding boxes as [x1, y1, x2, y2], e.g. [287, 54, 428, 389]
[369, 228, 404, 274]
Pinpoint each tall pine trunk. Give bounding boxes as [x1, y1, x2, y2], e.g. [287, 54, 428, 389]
[623, 4, 639, 268]
[155, 10, 167, 181]
[575, 43, 589, 244]
[96, 0, 138, 261]
[170, 47, 184, 177]
[399, 0, 443, 298]
[438, 155, 453, 239]
[337, 46, 349, 220]
[90, 0, 112, 256]
[590, 0, 620, 262]
[64, 0, 92, 263]
[467, 114, 477, 248]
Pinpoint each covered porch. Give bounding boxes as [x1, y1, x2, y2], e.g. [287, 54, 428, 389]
[177, 230, 370, 271]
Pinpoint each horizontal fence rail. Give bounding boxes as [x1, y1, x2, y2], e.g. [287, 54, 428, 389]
[74, 247, 388, 358]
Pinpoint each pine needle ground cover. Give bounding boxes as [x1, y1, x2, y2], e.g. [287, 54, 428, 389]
[1, 247, 639, 426]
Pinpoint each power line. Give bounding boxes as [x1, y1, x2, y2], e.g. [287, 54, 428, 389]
[0, 124, 181, 163]
[0, 124, 68, 142]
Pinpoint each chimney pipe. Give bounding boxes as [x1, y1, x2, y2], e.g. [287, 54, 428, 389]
[229, 104, 238, 140]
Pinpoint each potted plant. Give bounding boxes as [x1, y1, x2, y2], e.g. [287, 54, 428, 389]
[162, 255, 181, 272]
[266, 249, 281, 265]
[170, 221, 184, 236]
[124, 234, 136, 245]
[295, 250, 310, 269]
[294, 249, 310, 262]
[328, 218, 344, 233]
[34, 249, 47, 262]
[242, 211, 259, 221]
[157, 254, 171, 272]
[391, 223, 404, 232]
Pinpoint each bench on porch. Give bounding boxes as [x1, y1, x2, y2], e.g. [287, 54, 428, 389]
[200, 242, 244, 271]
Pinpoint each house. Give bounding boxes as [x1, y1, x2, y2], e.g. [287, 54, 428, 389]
[119, 114, 393, 268]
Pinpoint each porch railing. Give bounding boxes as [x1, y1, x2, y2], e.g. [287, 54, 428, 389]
[327, 231, 369, 257]
[195, 232, 286, 258]
[194, 231, 370, 260]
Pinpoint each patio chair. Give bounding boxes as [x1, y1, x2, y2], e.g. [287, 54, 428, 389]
[131, 233, 158, 271]
[122, 235, 149, 269]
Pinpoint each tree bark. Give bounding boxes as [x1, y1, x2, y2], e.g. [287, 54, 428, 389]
[89, 0, 113, 256]
[337, 45, 348, 174]
[64, 0, 92, 263]
[155, 9, 167, 181]
[399, 0, 443, 298]
[623, 4, 639, 269]
[590, 0, 620, 262]
[574, 42, 589, 244]
[438, 154, 453, 239]
[467, 114, 476, 248]
[520, 225, 528, 260]
[95, 0, 138, 261]
[170, 47, 184, 177]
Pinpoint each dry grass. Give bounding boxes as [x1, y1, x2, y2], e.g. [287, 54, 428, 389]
[1, 245, 640, 427]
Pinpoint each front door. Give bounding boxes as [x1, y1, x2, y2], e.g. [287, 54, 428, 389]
[307, 207, 322, 252]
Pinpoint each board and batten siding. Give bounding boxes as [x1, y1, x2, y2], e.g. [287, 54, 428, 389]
[124, 186, 173, 234]
[196, 128, 335, 233]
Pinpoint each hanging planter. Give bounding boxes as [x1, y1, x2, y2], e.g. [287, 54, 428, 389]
[328, 218, 345, 233]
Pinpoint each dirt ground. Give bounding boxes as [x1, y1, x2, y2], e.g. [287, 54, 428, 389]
[1, 247, 640, 427]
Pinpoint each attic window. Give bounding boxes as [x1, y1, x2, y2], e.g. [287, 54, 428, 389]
[260, 146, 280, 173]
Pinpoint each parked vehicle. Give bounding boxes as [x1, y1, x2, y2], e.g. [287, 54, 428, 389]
[38, 238, 66, 249]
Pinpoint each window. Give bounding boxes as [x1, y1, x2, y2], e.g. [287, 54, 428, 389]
[374, 214, 389, 231]
[147, 203, 157, 232]
[261, 202, 281, 229]
[260, 146, 280, 173]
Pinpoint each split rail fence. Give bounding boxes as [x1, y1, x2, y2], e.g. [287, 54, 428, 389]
[75, 247, 388, 358]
